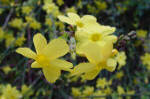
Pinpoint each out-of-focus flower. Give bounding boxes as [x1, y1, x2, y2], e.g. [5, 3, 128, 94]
[66, 7, 77, 13]
[9, 18, 24, 29]
[141, 53, 150, 70]
[72, 87, 81, 97]
[136, 29, 147, 38]
[83, 86, 94, 96]
[22, 6, 32, 15]
[15, 35, 26, 47]
[1, 84, 22, 99]
[115, 52, 126, 69]
[21, 85, 33, 97]
[2, 65, 12, 74]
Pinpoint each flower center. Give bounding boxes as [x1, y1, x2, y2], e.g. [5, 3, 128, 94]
[76, 21, 84, 28]
[90, 33, 101, 42]
[36, 54, 49, 66]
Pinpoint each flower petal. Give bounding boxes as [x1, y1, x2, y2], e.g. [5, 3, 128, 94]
[82, 67, 101, 80]
[42, 38, 69, 60]
[33, 33, 47, 54]
[71, 63, 95, 76]
[81, 15, 97, 24]
[67, 13, 80, 23]
[58, 15, 74, 25]
[50, 59, 73, 71]
[105, 58, 117, 72]
[79, 43, 102, 64]
[16, 48, 36, 59]
[31, 61, 42, 68]
[42, 66, 61, 83]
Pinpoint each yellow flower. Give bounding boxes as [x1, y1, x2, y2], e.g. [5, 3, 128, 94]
[9, 18, 23, 29]
[43, 3, 60, 17]
[103, 87, 112, 95]
[4, 33, 15, 48]
[22, 6, 32, 15]
[66, 7, 77, 13]
[45, 18, 52, 27]
[115, 71, 124, 79]
[115, 51, 126, 69]
[57, 0, 64, 6]
[16, 33, 73, 83]
[71, 43, 117, 80]
[136, 29, 147, 38]
[2, 65, 12, 74]
[117, 86, 125, 95]
[21, 85, 33, 97]
[72, 87, 81, 97]
[0, 28, 4, 40]
[29, 20, 41, 30]
[2, 84, 22, 99]
[15, 35, 26, 47]
[75, 23, 117, 55]
[141, 53, 150, 70]
[96, 78, 108, 89]
[58, 13, 97, 30]
[95, 1, 107, 11]
[83, 86, 94, 96]
[93, 90, 106, 99]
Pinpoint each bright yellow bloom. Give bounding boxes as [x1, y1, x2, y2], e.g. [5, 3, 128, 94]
[16, 33, 73, 83]
[115, 52, 126, 69]
[136, 29, 147, 38]
[76, 23, 116, 53]
[1, 84, 22, 99]
[71, 43, 117, 80]
[58, 13, 98, 30]
[141, 53, 150, 70]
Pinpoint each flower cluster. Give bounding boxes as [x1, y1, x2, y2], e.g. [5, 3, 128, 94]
[16, 13, 127, 83]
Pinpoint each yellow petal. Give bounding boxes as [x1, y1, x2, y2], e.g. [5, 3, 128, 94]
[31, 61, 42, 68]
[82, 67, 101, 80]
[104, 35, 117, 43]
[67, 13, 80, 23]
[71, 63, 95, 76]
[58, 15, 74, 25]
[105, 58, 117, 72]
[81, 15, 97, 24]
[16, 48, 36, 59]
[42, 66, 60, 83]
[33, 33, 47, 54]
[42, 38, 69, 60]
[50, 59, 73, 71]
[79, 43, 102, 64]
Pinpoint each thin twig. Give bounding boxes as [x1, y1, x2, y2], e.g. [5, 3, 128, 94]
[2, 8, 14, 30]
